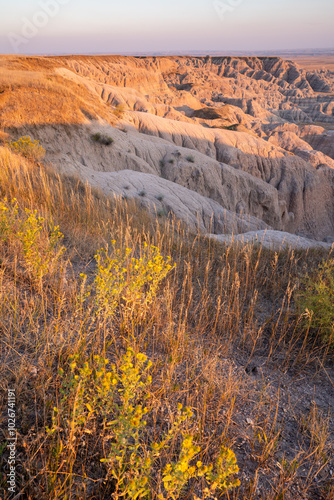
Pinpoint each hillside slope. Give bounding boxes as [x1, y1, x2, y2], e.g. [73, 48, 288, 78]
[1, 55, 334, 244]
[0, 56, 334, 500]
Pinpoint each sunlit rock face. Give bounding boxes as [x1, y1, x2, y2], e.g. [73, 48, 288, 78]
[2, 54, 334, 245]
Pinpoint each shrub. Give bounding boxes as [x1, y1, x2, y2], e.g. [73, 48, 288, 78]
[222, 124, 238, 131]
[18, 209, 64, 282]
[138, 190, 147, 197]
[50, 348, 240, 499]
[113, 103, 125, 119]
[0, 198, 18, 240]
[91, 132, 101, 142]
[88, 242, 174, 324]
[9, 136, 45, 161]
[101, 136, 113, 145]
[157, 208, 168, 218]
[91, 132, 113, 146]
[296, 258, 334, 345]
[0, 198, 64, 283]
[186, 155, 195, 163]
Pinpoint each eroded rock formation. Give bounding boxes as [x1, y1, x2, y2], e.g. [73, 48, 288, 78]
[1, 54, 334, 248]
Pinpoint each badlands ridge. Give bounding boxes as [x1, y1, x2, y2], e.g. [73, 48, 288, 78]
[1, 54, 334, 249]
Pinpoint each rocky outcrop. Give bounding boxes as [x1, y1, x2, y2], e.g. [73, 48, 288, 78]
[75, 167, 270, 235]
[2, 54, 334, 249]
[62, 55, 334, 127]
[25, 123, 286, 232]
[267, 131, 334, 169]
[303, 131, 334, 160]
[211, 230, 333, 251]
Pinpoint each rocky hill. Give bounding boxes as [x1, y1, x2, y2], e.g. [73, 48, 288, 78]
[1, 54, 334, 500]
[1, 54, 334, 248]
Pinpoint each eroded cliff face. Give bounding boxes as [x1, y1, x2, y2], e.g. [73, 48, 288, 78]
[1, 54, 334, 246]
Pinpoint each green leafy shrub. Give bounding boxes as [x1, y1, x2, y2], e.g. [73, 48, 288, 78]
[50, 348, 240, 499]
[91, 132, 101, 142]
[186, 155, 195, 163]
[296, 258, 334, 345]
[9, 136, 45, 161]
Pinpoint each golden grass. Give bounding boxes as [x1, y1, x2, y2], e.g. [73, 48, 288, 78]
[0, 56, 115, 129]
[0, 146, 333, 499]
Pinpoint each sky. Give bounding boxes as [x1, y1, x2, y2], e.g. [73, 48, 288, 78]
[0, 0, 333, 55]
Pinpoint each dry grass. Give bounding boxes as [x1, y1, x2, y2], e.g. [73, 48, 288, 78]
[0, 146, 333, 499]
[0, 56, 115, 129]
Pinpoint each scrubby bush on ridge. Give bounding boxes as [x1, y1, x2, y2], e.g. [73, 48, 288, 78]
[91, 132, 114, 145]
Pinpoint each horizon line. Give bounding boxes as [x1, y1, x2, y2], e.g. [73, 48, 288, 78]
[2, 47, 334, 58]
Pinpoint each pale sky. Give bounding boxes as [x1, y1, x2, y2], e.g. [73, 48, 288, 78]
[0, 0, 333, 55]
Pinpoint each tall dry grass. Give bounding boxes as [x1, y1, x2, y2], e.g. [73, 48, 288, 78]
[0, 146, 333, 499]
[0, 57, 115, 129]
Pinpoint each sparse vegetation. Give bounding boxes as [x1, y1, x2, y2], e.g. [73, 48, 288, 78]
[0, 61, 112, 128]
[222, 124, 239, 131]
[138, 189, 147, 197]
[91, 132, 114, 146]
[186, 155, 195, 163]
[0, 146, 243, 499]
[9, 136, 45, 161]
[157, 207, 168, 217]
[113, 103, 125, 119]
[296, 258, 334, 345]
[156, 194, 165, 202]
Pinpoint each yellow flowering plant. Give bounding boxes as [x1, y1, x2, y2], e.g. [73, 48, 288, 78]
[92, 242, 174, 325]
[51, 348, 240, 499]
[17, 209, 64, 282]
[0, 198, 18, 240]
[0, 198, 64, 283]
[9, 136, 45, 161]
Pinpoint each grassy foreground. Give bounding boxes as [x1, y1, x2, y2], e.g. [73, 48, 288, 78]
[0, 146, 333, 499]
